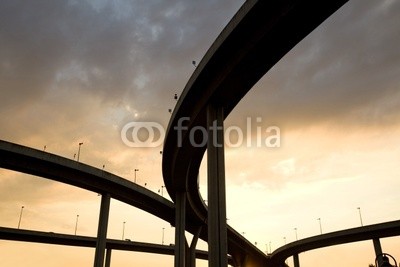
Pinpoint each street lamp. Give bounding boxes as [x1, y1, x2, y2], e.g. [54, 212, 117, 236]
[122, 221, 126, 240]
[77, 142, 83, 162]
[158, 185, 165, 197]
[17, 206, 24, 229]
[294, 228, 298, 241]
[317, 218, 322, 234]
[134, 169, 139, 183]
[74, 215, 79, 235]
[283, 237, 286, 245]
[357, 207, 363, 226]
[162, 227, 165, 245]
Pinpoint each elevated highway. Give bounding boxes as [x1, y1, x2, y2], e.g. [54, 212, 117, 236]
[162, 0, 349, 266]
[0, 139, 174, 224]
[0, 226, 209, 259]
[270, 220, 400, 265]
[3, 0, 398, 266]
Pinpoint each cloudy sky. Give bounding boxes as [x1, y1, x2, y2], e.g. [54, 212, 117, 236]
[1, 0, 400, 266]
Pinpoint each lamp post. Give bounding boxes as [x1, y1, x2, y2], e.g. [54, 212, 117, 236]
[294, 228, 298, 241]
[134, 169, 139, 183]
[74, 215, 79, 235]
[162, 227, 165, 245]
[357, 207, 363, 226]
[77, 142, 83, 162]
[317, 218, 322, 234]
[159, 185, 165, 197]
[122, 221, 126, 240]
[283, 236, 286, 245]
[17, 206, 24, 229]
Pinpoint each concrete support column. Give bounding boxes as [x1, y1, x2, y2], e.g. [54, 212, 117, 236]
[207, 104, 228, 267]
[94, 193, 111, 267]
[175, 191, 187, 267]
[104, 249, 112, 267]
[373, 238, 383, 267]
[188, 226, 202, 267]
[293, 254, 300, 267]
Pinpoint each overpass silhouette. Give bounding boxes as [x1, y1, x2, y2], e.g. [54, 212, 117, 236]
[1, 0, 399, 267]
[2, 140, 400, 267]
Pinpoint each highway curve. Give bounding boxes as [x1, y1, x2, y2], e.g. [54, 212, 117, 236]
[162, 0, 349, 265]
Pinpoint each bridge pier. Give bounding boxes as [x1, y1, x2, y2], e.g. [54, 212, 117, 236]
[93, 193, 111, 267]
[175, 191, 187, 267]
[293, 254, 300, 267]
[104, 248, 112, 267]
[188, 226, 202, 267]
[207, 104, 228, 267]
[373, 238, 383, 266]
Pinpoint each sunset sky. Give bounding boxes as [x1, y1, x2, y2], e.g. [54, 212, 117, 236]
[1, 0, 400, 266]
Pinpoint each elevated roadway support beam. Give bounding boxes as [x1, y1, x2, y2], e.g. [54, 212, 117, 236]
[293, 254, 300, 267]
[105, 249, 112, 267]
[175, 191, 187, 267]
[188, 226, 203, 267]
[207, 104, 228, 267]
[373, 238, 383, 267]
[94, 193, 111, 267]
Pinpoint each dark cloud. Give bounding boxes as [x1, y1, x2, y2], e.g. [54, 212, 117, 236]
[233, 0, 400, 129]
[0, 0, 244, 146]
[0, 0, 243, 113]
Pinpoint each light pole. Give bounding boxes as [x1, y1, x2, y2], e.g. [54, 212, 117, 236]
[357, 207, 363, 226]
[134, 169, 139, 183]
[77, 142, 83, 162]
[122, 221, 126, 240]
[159, 185, 165, 197]
[162, 227, 165, 245]
[294, 228, 298, 241]
[17, 206, 24, 229]
[317, 218, 322, 234]
[74, 214, 79, 235]
[283, 236, 286, 245]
